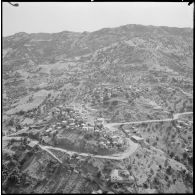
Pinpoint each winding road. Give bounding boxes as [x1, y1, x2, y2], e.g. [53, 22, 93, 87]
[104, 111, 193, 129]
[3, 111, 193, 163]
[3, 136, 139, 162]
[43, 140, 139, 161]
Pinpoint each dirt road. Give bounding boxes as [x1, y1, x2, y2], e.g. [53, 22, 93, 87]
[42, 139, 139, 161]
[104, 111, 193, 129]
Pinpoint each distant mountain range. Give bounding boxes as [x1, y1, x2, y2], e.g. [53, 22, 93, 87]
[3, 24, 193, 75]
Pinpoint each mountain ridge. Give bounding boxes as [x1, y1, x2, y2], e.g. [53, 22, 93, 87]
[3, 24, 193, 67]
[3, 23, 193, 38]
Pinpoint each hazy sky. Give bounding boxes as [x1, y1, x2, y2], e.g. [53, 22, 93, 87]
[3, 2, 194, 36]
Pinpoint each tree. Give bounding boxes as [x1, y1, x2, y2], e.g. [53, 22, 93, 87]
[174, 155, 180, 162]
[97, 171, 102, 178]
[183, 152, 188, 159]
[166, 166, 172, 175]
[7, 118, 14, 126]
[112, 100, 118, 106]
[170, 151, 174, 158]
[152, 142, 157, 147]
[127, 164, 132, 171]
[188, 135, 192, 140]
[188, 156, 193, 166]
[150, 168, 154, 175]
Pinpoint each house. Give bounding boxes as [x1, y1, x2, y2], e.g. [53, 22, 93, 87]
[112, 135, 119, 142]
[107, 192, 114, 194]
[110, 169, 134, 184]
[99, 136, 106, 142]
[57, 126, 62, 131]
[96, 118, 105, 124]
[61, 111, 66, 115]
[62, 120, 68, 126]
[27, 141, 39, 149]
[94, 118, 104, 126]
[120, 170, 130, 178]
[42, 136, 52, 145]
[110, 169, 122, 183]
[69, 123, 75, 127]
[143, 188, 157, 193]
[69, 110, 74, 114]
[117, 138, 124, 145]
[88, 127, 94, 132]
[131, 135, 144, 144]
[99, 141, 107, 149]
[94, 129, 100, 136]
[68, 118, 75, 123]
[45, 128, 52, 133]
[92, 190, 103, 194]
[82, 126, 88, 132]
[50, 130, 57, 136]
[96, 190, 103, 194]
[56, 122, 61, 126]
[106, 140, 111, 145]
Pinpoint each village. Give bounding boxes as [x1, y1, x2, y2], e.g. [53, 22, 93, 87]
[3, 107, 193, 194]
[2, 67, 193, 193]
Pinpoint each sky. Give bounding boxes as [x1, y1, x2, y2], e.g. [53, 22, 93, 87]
[2, 2, 194, 36]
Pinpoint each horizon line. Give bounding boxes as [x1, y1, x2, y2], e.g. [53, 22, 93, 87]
[3, 23, 193, 38]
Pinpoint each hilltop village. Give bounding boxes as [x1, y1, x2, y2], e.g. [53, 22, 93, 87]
[2, 91, 193, 194]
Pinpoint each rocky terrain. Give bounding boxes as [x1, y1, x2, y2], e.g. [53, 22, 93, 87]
[2, 24, 193, 194]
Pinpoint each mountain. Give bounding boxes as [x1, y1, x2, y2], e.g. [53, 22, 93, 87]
[3, 24, 193, 66]
[3, 24, 193, 116]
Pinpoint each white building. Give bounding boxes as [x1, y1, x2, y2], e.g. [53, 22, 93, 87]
[45, 128, 52, 133]
[110, 169, 133, 183]
[131, 135, 144, 144]
[88, 126, 94, 132]
[82, 126, 89, 132]
[92, 190, 103, 194]
[97, 118, 105, 123]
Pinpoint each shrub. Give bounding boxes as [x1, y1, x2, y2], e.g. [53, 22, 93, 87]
[170, 152, 174, 158]
[188, 156, 193, 166]
[152, 142, 157, 147]
[182, 151, 188, 159]
[188, 135, 192, 140]
[112, 100, 118, 106]
[166, 166, 172, 175]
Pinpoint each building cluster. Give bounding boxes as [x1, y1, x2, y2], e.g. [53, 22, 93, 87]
[40, 105, 88, 139]
[97, 132, 127, 151]
[91, 86, 126, 105]
[38, 104, 128, 153]
[92, 118, 128, 151]
[91, 84, 142, 107]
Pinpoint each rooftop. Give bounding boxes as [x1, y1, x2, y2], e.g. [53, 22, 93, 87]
[131, 135, 144, 141]
[28, 141, 38, 148]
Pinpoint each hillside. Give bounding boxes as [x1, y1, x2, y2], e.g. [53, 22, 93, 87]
[2, 24, 193, 194]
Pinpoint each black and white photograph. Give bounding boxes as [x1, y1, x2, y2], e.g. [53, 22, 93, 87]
[1, 1, 193, 194]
